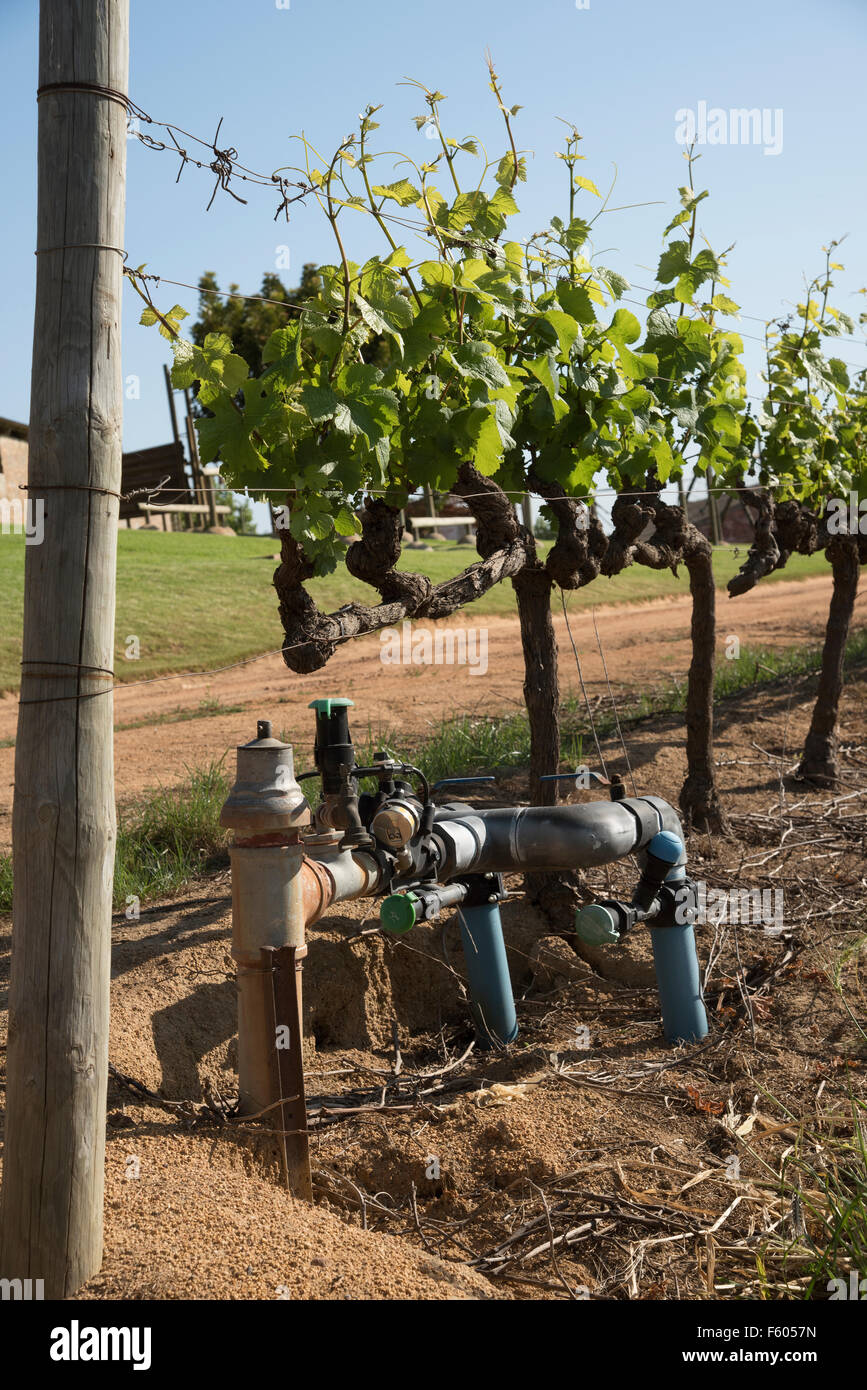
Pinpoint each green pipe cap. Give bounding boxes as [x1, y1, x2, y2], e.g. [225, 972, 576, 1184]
[308, 697, 354, 716]
[575, 903, 620, 946]
[380, 892, 419, 935]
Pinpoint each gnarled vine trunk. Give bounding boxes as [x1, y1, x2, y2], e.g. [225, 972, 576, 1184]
[680, 540, 728, 833]
[522, 478, 610, 914]
[797, 535, 860, 786]
[513, 565, 560, 808]
[603, 487, 729, 834]
[731, 500, 864, 791]
[513, 562, 562, 909]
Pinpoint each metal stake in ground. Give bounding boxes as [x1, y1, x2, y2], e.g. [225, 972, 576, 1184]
[263, 944, 313, 1201]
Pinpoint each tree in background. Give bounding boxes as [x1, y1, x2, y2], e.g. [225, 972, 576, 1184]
[192, 264, 322, 374]
[189, 265, 322, 533]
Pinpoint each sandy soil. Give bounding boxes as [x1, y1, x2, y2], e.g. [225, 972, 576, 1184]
[1, 665, 864, 1301]
[0, 572, 863, 851]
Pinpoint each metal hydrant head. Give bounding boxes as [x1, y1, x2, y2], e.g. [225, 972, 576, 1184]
[220, 719, 309, 835]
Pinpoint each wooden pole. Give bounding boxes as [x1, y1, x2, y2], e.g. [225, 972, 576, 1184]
[184, 387, 206, 513]
[706, 468, 722, 546]
[0, 0, 128, 1298]
[163, 363, 181, 447]
[185, 413, 203, 527]
[205, 470, 218, 529]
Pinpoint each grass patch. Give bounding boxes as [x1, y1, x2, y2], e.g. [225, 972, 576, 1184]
[353, 715, 585, 788]
[716, 628, 867, 699]
[0, 529, 832, 692]
[754, 1092, 867, 1297]
[581, 628, 867, 732]
[0, 853, 11, 913]
[112, 761, 230, 910]
[0, 762, 230, 914]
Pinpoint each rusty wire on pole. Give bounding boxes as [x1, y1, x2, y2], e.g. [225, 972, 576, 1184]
[49, 82, 316, 218]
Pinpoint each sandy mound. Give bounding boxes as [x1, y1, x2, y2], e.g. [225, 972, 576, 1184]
[107, 884, 549, 1098]
[83, 1129, 495, 1301]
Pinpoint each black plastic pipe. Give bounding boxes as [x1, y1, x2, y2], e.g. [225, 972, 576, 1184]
[430, 796, 681, 880]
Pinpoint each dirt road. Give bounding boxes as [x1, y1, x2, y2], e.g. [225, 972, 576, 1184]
[0, 572, 863, 847]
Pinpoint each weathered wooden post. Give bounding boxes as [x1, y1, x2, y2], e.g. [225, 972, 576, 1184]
[706, 468, 723, 546]
[0, 0, 128, 1296]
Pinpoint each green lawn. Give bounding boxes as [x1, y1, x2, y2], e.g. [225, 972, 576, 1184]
[0, 530, 831, 692]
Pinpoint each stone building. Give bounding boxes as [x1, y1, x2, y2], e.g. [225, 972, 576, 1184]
[0, 418, 28, 505]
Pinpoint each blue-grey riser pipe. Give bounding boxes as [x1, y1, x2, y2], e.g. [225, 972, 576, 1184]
[646, 832, 708, 1045]
[457, 903, 519, 1049]
[649, 924, 708, 1044]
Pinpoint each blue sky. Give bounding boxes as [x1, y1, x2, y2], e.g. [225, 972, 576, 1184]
[2, 0, 866, 529]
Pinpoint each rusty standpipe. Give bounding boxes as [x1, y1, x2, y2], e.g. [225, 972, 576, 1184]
[220, 722, 312, 1121]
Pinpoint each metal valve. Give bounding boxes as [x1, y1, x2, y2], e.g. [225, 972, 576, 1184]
[371, 799, 420, 848]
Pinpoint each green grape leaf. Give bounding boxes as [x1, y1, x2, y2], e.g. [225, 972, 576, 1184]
[452, 341, 511, 389]
[371, 178, 422, 206]
[656, 241, 691, 285]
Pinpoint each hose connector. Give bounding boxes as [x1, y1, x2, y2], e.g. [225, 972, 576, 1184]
[380, 882, 467, 933]
[575, 901, 635, 945]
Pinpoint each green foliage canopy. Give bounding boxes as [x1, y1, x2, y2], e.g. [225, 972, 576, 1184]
[142, 73, 766, 573]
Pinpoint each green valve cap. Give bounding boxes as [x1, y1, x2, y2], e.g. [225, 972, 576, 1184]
[308, 697, 354, 716]
[380, 892, 419, 935]
[574, 903, 620, 947]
